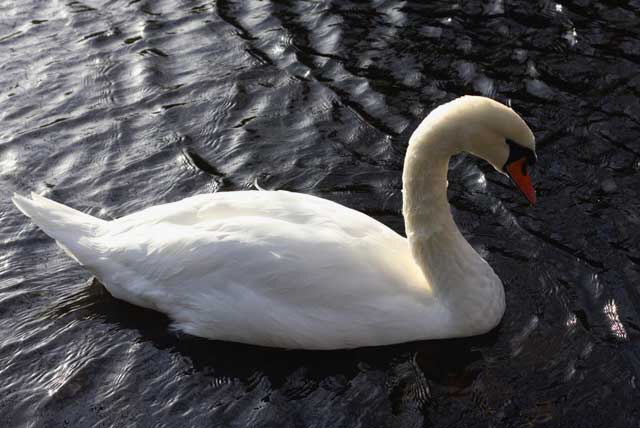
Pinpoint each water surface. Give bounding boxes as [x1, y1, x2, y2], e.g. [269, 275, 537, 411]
[1, 0, 640, 426]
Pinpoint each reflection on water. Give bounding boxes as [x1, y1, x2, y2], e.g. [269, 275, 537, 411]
[604, 299, 627, 341]
[1, 0, 640, 426]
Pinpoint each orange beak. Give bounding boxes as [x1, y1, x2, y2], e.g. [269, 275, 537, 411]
[506, 158, 536, 205]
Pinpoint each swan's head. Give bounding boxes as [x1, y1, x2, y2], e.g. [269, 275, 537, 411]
[413, 96, 537, 204]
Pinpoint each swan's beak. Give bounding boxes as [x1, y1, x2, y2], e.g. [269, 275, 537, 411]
[506, 158, 536, 205]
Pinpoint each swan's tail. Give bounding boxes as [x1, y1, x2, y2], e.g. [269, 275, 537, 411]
[12, 192, 107, 265]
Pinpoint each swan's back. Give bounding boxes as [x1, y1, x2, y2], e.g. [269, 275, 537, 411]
[113, 191, 397, 237]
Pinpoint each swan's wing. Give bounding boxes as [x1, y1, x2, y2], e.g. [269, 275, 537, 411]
[95, 215, 420, 296]
[100, 190, 428, 297]
[83, 191, 433, 348]
[87, 214, 432, 348]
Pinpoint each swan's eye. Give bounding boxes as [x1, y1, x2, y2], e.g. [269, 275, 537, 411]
[504, 139, 536, 172]
[526, 151, 537, 166]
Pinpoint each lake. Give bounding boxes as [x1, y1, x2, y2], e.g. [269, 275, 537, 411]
[1, 0, 639, 426]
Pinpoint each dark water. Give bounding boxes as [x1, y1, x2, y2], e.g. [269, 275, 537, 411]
[1, 0, 640, 426]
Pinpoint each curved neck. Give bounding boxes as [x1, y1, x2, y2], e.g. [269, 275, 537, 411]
[402, 138, 504, 333]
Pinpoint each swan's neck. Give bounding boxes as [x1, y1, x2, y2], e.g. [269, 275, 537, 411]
[402, 139, 505, 334]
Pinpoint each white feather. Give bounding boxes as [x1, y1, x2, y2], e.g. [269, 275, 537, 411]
[12, 96, 535, 349]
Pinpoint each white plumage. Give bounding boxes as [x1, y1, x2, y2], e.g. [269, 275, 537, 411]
[13, 96, 536, 350]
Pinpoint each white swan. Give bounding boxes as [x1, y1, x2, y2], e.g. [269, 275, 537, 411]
[12, 96, 536, 350]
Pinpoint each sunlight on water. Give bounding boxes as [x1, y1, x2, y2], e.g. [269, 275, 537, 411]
[564, 28, 578, 46]
[0, 150, 18, 176]
[510, 315, 539, 357]
[485, 0, 504, 15]
[565, 312, 577, 330]
[476, 172, 487, 188]
[603, 299, 627, 341]
[1, 0, 639, 426]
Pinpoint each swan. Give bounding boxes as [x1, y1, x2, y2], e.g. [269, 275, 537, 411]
[12, 96, 537, 350]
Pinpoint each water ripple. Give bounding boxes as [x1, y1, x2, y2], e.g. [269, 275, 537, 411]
[0, 0, 639, 426]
